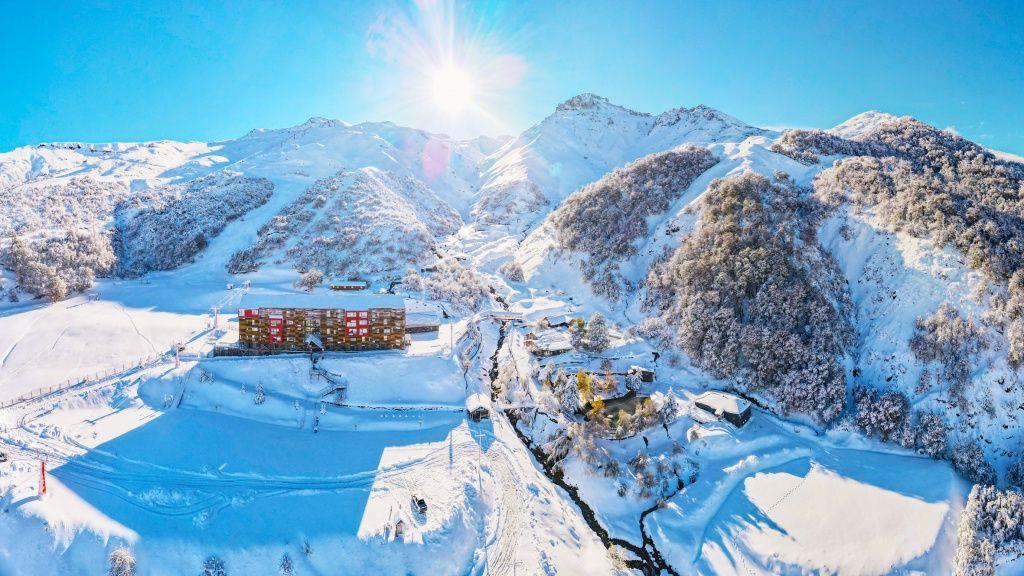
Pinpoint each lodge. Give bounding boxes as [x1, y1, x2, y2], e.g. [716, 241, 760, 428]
[237, 293, 406, 352]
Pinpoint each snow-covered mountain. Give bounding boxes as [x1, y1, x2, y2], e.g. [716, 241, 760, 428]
[4, 94, 1024, 575]
[473, 93, 768, 227]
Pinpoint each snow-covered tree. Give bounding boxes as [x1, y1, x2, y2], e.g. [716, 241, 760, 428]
[557, 374, 582, 414]
[625, 369, 642, 393]
[913, 410, 948, 458]
[254, 382, 266, 406]
[1005, 457, 1024, 490]
[952, 441, 997, 485]
[585, 313, 610, 352]
[660, 389, 682, 425]
[953, 484, 1024, 575]
[909, 304, 986, 405]
[567, 318, 586, 349]
[107, 547, 136, 576]
[294, 269, 324, 292]
[644, 172, 854, 424]
[279, 554, 294, 576]
[498, 260, 525, 282]
[201, 556, 227, 576]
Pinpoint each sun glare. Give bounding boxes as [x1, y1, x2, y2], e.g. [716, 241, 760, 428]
[430, 65, 476, 114]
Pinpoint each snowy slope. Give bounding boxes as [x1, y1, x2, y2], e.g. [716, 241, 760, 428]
[473, 93, 768, 228]
[228, 167, 461, 278]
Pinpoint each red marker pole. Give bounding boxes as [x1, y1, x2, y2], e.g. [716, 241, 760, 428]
[39, 461, 47, 497]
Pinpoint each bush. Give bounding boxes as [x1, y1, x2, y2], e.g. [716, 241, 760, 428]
[645, 172, 855, 423]
[498, 260, 525, 282]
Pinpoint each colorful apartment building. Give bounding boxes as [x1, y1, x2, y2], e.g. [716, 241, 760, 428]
[237, 293, 406, 351]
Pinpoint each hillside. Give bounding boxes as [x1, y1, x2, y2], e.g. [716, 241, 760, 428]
[227, 168, 461, 278]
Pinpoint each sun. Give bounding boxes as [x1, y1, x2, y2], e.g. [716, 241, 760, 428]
[430, 65, 476, 114]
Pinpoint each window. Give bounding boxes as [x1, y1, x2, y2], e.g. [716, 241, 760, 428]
[359, 312, 368, 318]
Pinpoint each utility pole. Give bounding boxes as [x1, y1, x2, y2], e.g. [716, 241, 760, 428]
[39, 460, 47, 497]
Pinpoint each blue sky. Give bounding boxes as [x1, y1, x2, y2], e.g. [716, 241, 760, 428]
[2, 0, 1023, 154]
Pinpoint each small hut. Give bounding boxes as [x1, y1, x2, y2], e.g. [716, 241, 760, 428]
[692, 391, 752, 428]
[466, 393, 490, 421]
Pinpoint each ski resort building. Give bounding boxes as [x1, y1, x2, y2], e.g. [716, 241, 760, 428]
[237, 293, 406, 352]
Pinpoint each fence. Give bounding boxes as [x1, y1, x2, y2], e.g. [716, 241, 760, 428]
[0, 353, 167, 410]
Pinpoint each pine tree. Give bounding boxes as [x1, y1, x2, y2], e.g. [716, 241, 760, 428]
[201, 556, 227, 576]
[557, 374, 582, 414]
[585, 313, 611, 351]
[625, 369, 642, 393]
[279, 554, 294, 576]
[568, 318, 586, 349]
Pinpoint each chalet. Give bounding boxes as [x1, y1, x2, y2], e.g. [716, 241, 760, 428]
[525, 331, 573, 357]
[330, 280, 368, 291]
[406, 310, 441, 333]
[466, 393, 490, 421]
[692, 391, 752, 428]
[237, 293, 405, 352]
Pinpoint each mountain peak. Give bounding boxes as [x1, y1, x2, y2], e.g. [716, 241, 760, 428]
[554, 93, 647, 117]
[829, 110, 902, 139]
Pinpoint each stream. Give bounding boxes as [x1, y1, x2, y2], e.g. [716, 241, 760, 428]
[487, 319, 679, 576]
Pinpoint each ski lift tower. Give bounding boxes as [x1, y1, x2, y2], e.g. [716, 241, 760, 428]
[210, 305, 221, 330]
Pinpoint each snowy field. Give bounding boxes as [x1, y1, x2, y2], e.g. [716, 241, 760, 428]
[648, 417, 966, 575]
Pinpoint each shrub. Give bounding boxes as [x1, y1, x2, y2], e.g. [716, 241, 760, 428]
[498, 260, 525, 282]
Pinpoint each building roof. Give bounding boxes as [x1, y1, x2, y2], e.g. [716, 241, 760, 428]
[693, 391, 751, 416]
[543, 314, 573, 326]
[531, 330, 573, 351]
[239, 292, 405, 311]
[466, 393, 490, 411]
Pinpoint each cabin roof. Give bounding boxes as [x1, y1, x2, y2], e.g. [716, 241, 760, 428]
[693, 391, 751, 416]
[466, 393, 490, 411]
[239, 292, 405, 311]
